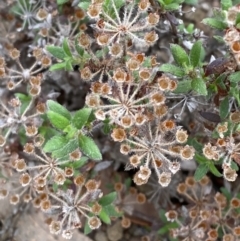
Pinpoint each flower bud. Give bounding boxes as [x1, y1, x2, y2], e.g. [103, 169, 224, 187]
[144, 31, 158, 45]
[9, 48, 20, 59]
[158, 172, 171, 187]
[19, 173, 32, 186]
[88, 216, 101, 229]
[175, 129, 188, 143]
[111, 128, 126, 142]
[87, 4, 102, 18]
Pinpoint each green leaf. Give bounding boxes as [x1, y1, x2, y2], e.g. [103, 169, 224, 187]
[52, 138, 79, 158]
[219, 96, 229, 120]
[159, 64, 185, 77]
[57, 0, 69, 4]
[184, 0, 198, 4]
[158, 0, 165, 6]
[46, 46, 66, 60]
[72, 156, 88, 169]
[174, 80, 192, 93]
[72, 108, 92, 130]
[164, 3, 180, 11]
[47, 100, 71, 120]
[49, 62, 66, 71]
[75, 36, 85, 56]
[158, 222, 179, 235]
[170, 44, 189, 67]
[213, 8, 226, 20]
[191, 78, 207, 96]
[63, 125, 78, 139]
[195, 154, 208, 164]
[78, 135, 102, 161]
[159, 209, 167, 222]
[231, 161, 239, 171]
[78, 1, 91, 11]
[194, 163, 209, 181]
[229, 71, 240, 83]
[230, 86, 240, 106]
[208, 163, 222, 177]
[220, 187, 232, 200]
[103, 204, 121, 217]
[14, 93, 31, 115]
[47, 111, 70, 130]
[99, 192, 117, 206]
[65, 59, 73, 71]
[189, 41, 202, 67]
[99, 209, 111, 224]
[84, 222, 92, 235]
[202, 18, 228, 30]
[236, 12, 240, 25]
[124, 178, 132, 189]
[43, 136, 68, 153]
[63, 38, 72, 57]
[103, 118, 113, 134]
[103, 0, 125, 19]
[221, 0, 232, 10]
[186, 23, 195, 34]
[188, 138, 203, 152]
[213, 35, 225, 43]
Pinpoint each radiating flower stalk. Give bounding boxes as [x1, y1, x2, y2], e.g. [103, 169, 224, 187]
[168, 176, 240, 241]
[113, 181, 146, 229]
[1, 0, 240, 240]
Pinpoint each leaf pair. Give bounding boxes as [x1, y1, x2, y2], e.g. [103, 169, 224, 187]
[160, 41, 207, 95]
[45, 100, 102, 161]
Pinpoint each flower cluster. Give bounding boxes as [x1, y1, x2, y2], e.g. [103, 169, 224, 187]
[114, 121, 194, 187]
[202, 114, 240, 181]
[0, 95, 45, 147]
[114, 181, 146, 229]
[224, 5, 240, 65]
[0, 48, 51, 90]
[89, 0, 159, 46]
[168, 176, 240, 241]
[47, 177, 103, 239]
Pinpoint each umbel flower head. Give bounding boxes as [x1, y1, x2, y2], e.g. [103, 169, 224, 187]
[116, 119, 193, 186]
[90, 0, 159, 46]
[86, 54, 173, 128]
[47, 177, 103, 239]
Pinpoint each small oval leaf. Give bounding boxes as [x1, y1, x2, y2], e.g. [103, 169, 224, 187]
[78, 135, 102, 161]
[72, 108, 92, 130]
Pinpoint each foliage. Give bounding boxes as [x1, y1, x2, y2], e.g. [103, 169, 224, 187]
[1, 0, 240, 240]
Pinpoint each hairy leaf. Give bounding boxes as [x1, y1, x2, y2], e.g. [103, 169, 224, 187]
[202, 18, 227, 30]
[221, 0, 232, 10]
[194, 163, 209, 181]
[47, 100, 71, 120]
[50, 62, 66, 71]
[99, 192, 117, 206]
[170, 44, 189, 67]
[72, 108, 92, 130]
[47, 111, 70, 130]
[189, 41, 202, 67]
[78, 135, 102, 161]
[209, 163, 222, 177]
[99, 209, 111, 224]
[219, 96, 229, 120]
[43, 136, 68, 153]
[229, 71, 240, 83]
[62, 38, 72, 57]
[52, 138, 79, 158]
[46, 46, 66, 60]
[160, 64, 185, 77]
[191, 78, 207, 96]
